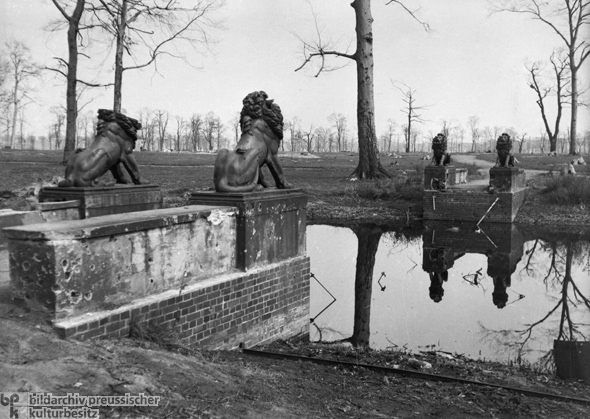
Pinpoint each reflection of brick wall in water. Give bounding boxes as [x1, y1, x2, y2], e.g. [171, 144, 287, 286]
[54, 256, 310, 349]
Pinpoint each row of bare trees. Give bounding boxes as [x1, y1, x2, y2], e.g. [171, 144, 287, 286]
[0, 41, 41, 150]
[2, 1, 589, 176]
[46, 0, 223, 162]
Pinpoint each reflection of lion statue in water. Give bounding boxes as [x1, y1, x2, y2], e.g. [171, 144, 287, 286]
[494, 133, 515, 168]
[214, 91, 291, 192]
[58, 109, 146, 187]
[430, 133, 451, 166]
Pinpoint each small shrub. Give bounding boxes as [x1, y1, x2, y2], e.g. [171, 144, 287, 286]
[355, 175, 422, 202]
[540, 175, 590, 205]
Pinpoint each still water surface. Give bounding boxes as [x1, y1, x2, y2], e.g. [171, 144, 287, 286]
[307, 223, 590, 368]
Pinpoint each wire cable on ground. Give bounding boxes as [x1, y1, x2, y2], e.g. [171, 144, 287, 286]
[239, 344, 590, 407]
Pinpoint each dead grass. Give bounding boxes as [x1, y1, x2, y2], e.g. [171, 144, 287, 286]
[539, 174, 590, 205]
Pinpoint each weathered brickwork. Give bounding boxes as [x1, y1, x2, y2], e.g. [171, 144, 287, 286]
[53, 256, 310, 349]
[423, 189, 527, 223]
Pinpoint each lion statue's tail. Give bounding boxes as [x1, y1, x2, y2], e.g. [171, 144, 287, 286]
[57, 178, 74, 187]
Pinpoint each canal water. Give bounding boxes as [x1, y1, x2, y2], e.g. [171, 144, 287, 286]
[307, 222, 590, 369]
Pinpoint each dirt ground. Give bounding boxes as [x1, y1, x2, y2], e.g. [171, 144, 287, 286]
[1, 150, 589, 418]
[1, 313, 589, 419]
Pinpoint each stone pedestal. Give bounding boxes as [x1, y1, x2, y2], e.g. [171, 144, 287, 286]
[489, 167, 526, 192]
[189, 188, 307, 271]
[424, 166, 459, 190]
[39, 184, 163, 219]
[5, 206, 237, 319]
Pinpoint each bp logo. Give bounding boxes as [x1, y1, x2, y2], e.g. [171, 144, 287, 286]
[0, 393, 28, 419]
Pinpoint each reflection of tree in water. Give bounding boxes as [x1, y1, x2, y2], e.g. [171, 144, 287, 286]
[349, 225, 383, 348]
[312, 225, 420, 349]
[480, 237, 590, 368]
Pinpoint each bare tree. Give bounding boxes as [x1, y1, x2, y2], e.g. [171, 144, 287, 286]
[328, 113, 348, 152]
[302, 125, 315, 153]
[173, 115, 186, 151]
[314, 126, 331, 152]
[467, 115, 481, 152]
[394, 81, 428, 153]
[526, 52, 569, 153]
[76, 109, 93, 148]
[493, 0, 590, 155]
[47, 0, 107, 162]
[50, 106, 66, 150]
[285, 117, 301, 152]
[515, 132, 527, 153]
[382, 118, 396, 153]
[4, 40, 40, 149]
[214, 116, 224, 150]
[0, 56, 10, 146]
[188, 113, 203, 151]
[229, 112, 240, 150]
[202, 111, 217, 151]
[154, 109, 169, 151]
[87, 0, 224, 112]
[295, 1, 427, 178]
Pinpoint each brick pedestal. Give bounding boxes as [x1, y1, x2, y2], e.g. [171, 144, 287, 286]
[189, 188, 307, 271]
[489, 167, 526, 192]
[39, 184, 163, 219]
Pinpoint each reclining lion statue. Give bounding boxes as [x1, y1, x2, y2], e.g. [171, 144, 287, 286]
[58, 109, 147, 187]
[494, 133, 515, 168]
[214, 91, 291, 192]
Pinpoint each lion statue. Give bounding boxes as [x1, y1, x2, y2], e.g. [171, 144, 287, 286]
[58, 109, 147, 187]
[494, 133, 515, 168]
[430, 133, 451, 166]
[214, 91, 291, 192]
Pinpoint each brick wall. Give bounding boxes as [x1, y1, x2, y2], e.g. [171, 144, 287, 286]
[53, 255, 310, 349]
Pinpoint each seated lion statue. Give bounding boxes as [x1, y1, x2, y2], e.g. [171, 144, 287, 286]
[494, 133, 515, 168]
[430, 133, 451, 166]
[58, 109, 147, 187]
[214, 91, 291, 192]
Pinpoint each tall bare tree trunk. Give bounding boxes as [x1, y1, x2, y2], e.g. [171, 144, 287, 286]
[113, 0, 127, 113]
[9, 78, 18, 148]
[569, 60, 578, 155]
[62, 0, 85, 164]
[350, 0, 390, 180]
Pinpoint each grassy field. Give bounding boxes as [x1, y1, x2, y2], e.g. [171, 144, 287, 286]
[1, 149, 589, 226]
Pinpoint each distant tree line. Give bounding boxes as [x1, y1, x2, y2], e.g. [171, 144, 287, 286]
[1, 0, 589, 160]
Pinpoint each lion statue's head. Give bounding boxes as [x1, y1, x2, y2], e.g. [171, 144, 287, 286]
[240, 91, 284, 141]
[96, 109, 142, 147]
[431, 133, 448, 153]
[496, 133, 512, 153]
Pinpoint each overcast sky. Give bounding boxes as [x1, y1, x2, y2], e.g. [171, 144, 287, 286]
[1, 0, 589, 144]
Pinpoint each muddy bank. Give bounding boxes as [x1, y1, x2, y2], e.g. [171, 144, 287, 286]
[1, 314, 588, 419]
